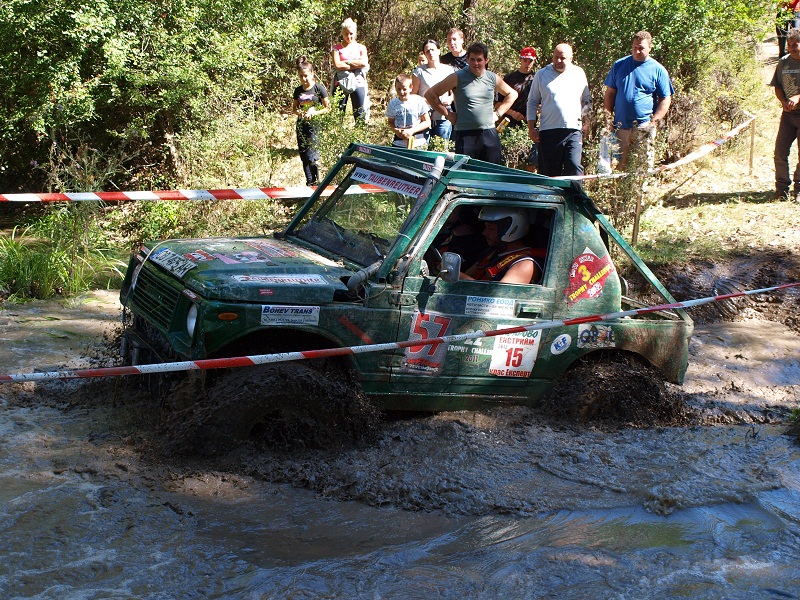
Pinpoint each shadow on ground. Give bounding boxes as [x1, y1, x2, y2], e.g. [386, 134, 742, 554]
[662, 190, 775, 209]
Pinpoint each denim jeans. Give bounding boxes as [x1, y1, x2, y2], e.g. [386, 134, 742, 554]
[774, 110, 800, 193]
[427, 118, 452, 142]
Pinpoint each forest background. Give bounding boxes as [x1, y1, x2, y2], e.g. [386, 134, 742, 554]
[0, 0, 784, 298]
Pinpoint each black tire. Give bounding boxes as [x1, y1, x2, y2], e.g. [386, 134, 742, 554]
[198, 362, 379, 453]
[539, 351, 687, 426]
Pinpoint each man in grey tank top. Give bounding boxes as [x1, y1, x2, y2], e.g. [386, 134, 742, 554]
[425, 42, 517, 164]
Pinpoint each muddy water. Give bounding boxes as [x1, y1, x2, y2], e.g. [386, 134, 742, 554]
[1, 293, 800, 598]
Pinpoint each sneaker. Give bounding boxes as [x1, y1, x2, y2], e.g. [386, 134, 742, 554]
[773, 189, 790, 201]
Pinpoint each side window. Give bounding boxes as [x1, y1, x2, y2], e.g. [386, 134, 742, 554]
[423, 204, 553, 286]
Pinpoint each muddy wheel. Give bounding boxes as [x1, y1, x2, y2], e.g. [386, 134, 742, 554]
[539, 351, 687, 426]
[196, 362, 379, 453]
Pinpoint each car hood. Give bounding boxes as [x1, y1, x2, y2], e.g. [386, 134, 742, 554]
[146, 237, 352, 303]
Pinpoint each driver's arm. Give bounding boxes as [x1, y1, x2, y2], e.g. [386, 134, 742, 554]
[499, 260, 536, 285]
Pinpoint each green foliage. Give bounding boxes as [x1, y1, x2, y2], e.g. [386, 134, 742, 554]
[499, 125, 534, 169]
[0, 0, 781, 298]
[0, 205, 125, 300]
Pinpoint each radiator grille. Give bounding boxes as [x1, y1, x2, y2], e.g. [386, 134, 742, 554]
[132, 266, 181, 331]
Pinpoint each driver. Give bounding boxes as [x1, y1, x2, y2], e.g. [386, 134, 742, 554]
[461, 207, 541, 284]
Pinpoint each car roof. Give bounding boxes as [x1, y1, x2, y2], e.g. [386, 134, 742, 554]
[349, 144, 576, 194]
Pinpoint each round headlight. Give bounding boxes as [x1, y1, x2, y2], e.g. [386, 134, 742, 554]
[186, 303, 198, 338]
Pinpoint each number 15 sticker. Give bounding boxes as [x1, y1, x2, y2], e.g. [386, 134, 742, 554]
[489, 327, 541, 378]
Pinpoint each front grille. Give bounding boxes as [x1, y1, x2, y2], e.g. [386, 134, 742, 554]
[131, 266, 182, 331]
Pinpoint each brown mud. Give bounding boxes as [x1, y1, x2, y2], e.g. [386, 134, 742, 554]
[4, 256, 798, 520]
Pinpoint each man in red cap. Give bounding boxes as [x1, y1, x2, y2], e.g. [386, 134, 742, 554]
[495, 46, 537, 128]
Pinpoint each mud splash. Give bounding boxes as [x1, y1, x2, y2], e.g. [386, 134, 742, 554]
[2, 282, 800, 597]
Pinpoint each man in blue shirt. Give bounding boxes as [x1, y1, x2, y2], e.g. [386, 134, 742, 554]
[603, 31, 674, 171]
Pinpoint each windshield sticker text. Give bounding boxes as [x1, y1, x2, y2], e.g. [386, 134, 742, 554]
[351, 167, 423, 197]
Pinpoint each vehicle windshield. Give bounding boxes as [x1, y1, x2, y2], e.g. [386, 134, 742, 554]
[295, 165, 421, 265]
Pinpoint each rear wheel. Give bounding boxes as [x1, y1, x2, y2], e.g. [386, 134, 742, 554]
[539, 351, 687, 426]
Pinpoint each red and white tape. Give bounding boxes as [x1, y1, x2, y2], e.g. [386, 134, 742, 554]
[1, 280, 797, 384]
[557, 114, 756, 181]
[0, 114, 756, 201]
[0, 184, 382, 203]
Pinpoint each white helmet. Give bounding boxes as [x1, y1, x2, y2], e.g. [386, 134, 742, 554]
[478, 207, 530, 242]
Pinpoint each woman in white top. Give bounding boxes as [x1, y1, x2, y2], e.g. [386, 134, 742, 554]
[331, 18, 369, 122]
[411, 39, 454, 142]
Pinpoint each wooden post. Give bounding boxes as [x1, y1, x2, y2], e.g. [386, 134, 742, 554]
[749, 117, 756, 176]
[631, 186, 644, 245]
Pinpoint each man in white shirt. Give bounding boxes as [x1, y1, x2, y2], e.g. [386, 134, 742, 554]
[527, 44, 591, 178]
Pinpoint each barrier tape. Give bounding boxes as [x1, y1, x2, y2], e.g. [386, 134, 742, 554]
[0, 113, 756, 201]
[1, 280, 797, 385]
[0, 184, 382, 203]
[557, 113, 756, 181]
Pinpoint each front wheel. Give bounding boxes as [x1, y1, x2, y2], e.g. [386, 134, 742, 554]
[197, 362, 379, 453]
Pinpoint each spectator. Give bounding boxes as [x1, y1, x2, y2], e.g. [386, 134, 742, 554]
[441, 28, 468, 70]
[424, 42, 518, 164]
[291, 57, 330, 186]
[496, 46, 537, 128]
[386, 74, 431, 148]
[603, 31, 674, 171]
[412, 40, 455, 143]
[770, 27, 800, 200]
[778, 1, 800, 58]
[331, 18, 369, 122]
[527, 43, 591, 178]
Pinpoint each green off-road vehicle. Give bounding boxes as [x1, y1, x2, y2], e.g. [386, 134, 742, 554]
[120, 144, 692, 423]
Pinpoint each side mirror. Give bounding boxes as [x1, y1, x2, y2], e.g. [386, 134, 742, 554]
[439, 252, 462, 283]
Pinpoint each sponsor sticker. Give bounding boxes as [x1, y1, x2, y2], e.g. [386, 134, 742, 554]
[576, 324, 616, 349]
[401, 310, 452, 375]
[213, 251, 272, 264]
[489, 327, 541, 378]
[465, 296, 515, 318]
[563, 247, 615, 304]
[550, 333, 572, 355]
[150, 248, 197, 278]
[260, 305, 320, 326]
[233, 274, 327, 285]
[351, 167, 423, 197]
[447, 319, 494, 366]
[184, 249, 216, 262]
[245, 240, 298, 258]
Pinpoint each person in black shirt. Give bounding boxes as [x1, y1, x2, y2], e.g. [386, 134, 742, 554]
[292, 57, 330, 185]
[496, 46, 537, 127]
[441, 28, 468, 70]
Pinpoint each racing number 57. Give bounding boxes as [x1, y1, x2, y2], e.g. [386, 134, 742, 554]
[409, 313, 451, 355]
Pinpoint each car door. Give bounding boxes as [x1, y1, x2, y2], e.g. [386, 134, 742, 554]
[389, 198, 564, 402]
